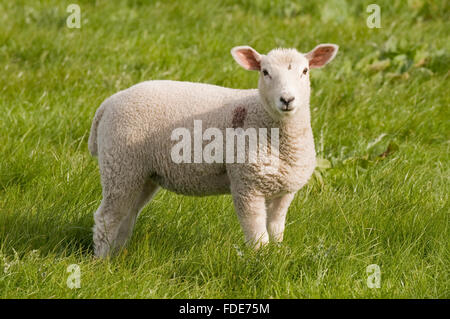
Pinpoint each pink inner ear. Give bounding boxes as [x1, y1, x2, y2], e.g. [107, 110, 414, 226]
[309, 46, 335, 68]
[237, 49, 260, 70]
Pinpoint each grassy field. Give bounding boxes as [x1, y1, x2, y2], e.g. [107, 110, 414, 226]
[0, 0, 448, 298]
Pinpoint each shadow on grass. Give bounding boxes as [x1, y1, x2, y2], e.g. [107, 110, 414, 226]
[0, 207, 94, 258]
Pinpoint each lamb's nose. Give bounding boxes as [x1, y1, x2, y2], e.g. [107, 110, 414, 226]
[280, 96, 295, 106]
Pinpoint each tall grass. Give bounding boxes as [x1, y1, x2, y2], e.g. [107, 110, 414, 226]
[0, 0, 448, 298]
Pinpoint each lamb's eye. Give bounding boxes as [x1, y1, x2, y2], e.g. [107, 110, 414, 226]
[302, 67, 308, 75]
[262, 69, 269, 76]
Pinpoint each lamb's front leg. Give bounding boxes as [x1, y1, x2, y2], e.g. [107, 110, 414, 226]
[231, 192, 268, 249]
[266, 193, 295, 243]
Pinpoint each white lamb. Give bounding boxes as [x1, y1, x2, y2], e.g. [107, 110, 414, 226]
[88, 44, 339, 257]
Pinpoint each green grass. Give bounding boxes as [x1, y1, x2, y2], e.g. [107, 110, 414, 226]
[0, 0, 448, 298]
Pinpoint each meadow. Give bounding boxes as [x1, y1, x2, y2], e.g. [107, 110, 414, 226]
[0, 0, 448, 298]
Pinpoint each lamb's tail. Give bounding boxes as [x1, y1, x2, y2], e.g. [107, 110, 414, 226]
[88, 104, 106, 157]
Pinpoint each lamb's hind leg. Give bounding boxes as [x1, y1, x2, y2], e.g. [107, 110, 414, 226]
[114, 179, 160, 250]
[93, 154, 152, 257]
[93, 187, 141, 257]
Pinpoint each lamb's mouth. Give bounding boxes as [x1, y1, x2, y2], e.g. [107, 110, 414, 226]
[280, 105, 295, 112]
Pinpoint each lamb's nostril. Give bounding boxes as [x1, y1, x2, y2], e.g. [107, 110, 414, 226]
[280, 96, 295, 106]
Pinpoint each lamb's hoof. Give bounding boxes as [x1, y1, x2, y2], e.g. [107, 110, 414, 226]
[93, 236, 113, 258]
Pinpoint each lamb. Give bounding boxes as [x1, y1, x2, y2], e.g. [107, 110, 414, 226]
[88, 43, 339, 257]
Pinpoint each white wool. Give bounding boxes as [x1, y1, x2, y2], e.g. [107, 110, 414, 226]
[89, 44, 338, 257]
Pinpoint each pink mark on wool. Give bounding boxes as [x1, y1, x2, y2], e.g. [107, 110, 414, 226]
[232, 106, 247, 128]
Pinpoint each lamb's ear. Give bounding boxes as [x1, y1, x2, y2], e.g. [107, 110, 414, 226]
[231, 46, 262, 71]
[305, 44, 339, 69]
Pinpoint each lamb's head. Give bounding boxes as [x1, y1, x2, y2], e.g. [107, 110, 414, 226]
[231, 44, 338, 119]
